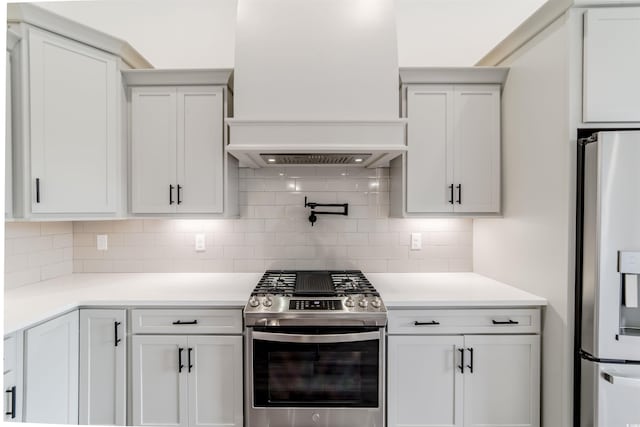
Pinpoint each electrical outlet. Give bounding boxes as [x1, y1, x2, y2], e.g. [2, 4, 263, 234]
[410, 233, 422, 250]
[97, 235, 108, 251]
[195, 234, 206, 252]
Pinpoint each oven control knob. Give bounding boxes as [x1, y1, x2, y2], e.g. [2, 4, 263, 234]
[312, 413, 320, 423]
[359, 298, 369, 308]
[249, 297, 260, 307]
[263, 296, 273, 307]
[371, 297, 381, 308]
[345, 297, 355, 307]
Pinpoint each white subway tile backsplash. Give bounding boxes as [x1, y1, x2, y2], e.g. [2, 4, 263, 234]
[23, 166, 474, 275]
[5, 222, 73, 288]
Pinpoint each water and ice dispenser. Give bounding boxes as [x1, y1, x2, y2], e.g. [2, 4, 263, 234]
[620, 251, 640, 336]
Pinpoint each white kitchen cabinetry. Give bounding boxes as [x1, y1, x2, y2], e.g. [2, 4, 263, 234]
[7, 5, 151, 219]
[405, 85, 500, 214]
[79, 309, 126, 425]
[583, 7, 640, 122]
[388, 308, 540, 427]
[24, 310, 79, 424]
[130, 86, 225, 214]
[4, 332, 24, 422]
[131, 307, 243, 427]
[391, 68, 506, 217]
[127, 68, 237, 217]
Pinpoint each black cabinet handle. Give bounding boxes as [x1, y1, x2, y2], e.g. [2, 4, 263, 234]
[492, 319, 519, 325]
[169, 185, 175, 205]
[448, 184, 454, 204]
[114, 321, 122, 347]
[456, 184, 462, 204]
[5, 386, 15, 418]
[177, 185, 182, 205]
[414, 320, 440, 326]
[188, 348, 193, 373]
[178, 347, 184, 373]
[457, 348, 464, 374]
[172, 320, 198, 325]
[35, 178, 40, 203]
[466, 348, 474, 373]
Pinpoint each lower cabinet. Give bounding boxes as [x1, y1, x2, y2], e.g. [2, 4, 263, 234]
[387, 308, 541, 427]
[79, 309, 127, 425]
[4, 332, 23, 422]
[24, 310, 79, 424]
[132, 335, 243, 427]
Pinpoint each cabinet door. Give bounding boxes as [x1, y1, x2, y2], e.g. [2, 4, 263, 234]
[388, 335, 464, 427]
[176, 87, 224, 214]
[29, 28, 117, 214]
[132, 335, 188, 427]
[4, 333, 23, 422]
[6, 49, 12, 219]
[463, 335, 540, 427]
[131, 86, 177, 213]
[406, 85, 454, 213]
[583, 8, 640, 122]
[187, 336, 243, 427]
[79, 309, 126, 425]
[24, 310, 79, 424]
[452, 85, 500, 213]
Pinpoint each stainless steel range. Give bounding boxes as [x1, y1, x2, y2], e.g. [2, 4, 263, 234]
[244, 270, 387, 427]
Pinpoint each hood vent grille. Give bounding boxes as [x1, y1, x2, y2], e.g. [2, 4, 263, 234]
[260, 153, 372, 165]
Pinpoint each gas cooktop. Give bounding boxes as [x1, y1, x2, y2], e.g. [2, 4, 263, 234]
[244, 270, 387, 327]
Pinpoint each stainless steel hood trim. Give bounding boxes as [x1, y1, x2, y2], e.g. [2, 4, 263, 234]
[226, 119, 407, 168]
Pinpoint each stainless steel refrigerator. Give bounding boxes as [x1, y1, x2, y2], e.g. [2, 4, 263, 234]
[575, 130, 640, 427]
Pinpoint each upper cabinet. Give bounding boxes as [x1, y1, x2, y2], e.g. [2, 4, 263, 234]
[7, 4, 151, 219]
[125, 70, 238, 217]
[391, 68, 506, 217]
[583, 7, 640, 123]
[28, 28, 118, 214]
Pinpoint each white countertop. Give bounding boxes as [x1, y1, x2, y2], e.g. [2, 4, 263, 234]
[370, 273, 547, 308]
[4, 272, 546, 334]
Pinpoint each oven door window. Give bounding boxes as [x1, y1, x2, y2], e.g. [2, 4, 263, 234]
[253, 337, 379, 407]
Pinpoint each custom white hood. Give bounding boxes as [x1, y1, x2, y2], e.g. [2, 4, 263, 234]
[226, 0, 406, 167]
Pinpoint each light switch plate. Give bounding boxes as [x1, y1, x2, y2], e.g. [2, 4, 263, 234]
[195, 234, 206, 252]
[97, 235, 108, 251]
[410, 233, 422, 250]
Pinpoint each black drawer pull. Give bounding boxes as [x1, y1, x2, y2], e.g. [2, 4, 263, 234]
[114, 321, 122, 347]
[457, 348, 464, 374]
[456, 184, 462, 204]
[5, 386, 15, 418]
[448, 184, 454, 204]
[492, 319, 519, 325]
[414, 320, 440, 326]
[178, 347, 184, 373]
[177, 185, 182, 205]
[169, 184, 175, 205]
[188, 348, 194, 373]
[172, 320, 198, 325]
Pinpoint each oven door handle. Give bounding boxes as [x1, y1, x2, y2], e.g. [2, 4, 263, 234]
[251, 330, 380, 344]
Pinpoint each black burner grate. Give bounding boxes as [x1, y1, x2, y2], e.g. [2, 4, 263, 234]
[251, 270, 379, 297]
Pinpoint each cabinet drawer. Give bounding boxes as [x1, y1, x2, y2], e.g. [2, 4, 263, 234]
[388, 308, 540, 335]
[131, 309, 242, 334]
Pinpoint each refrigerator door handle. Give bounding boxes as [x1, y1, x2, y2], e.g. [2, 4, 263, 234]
[603, 371, 640, 388]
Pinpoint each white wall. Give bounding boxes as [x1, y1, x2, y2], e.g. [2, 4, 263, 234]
[33, 0, 547, 68]
[473, 13, 573, 427]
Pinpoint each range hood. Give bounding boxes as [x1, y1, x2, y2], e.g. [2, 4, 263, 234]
[226, 0, 407, 168]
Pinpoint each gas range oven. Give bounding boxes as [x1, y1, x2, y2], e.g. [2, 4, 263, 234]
[244, 270, 387, 427]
